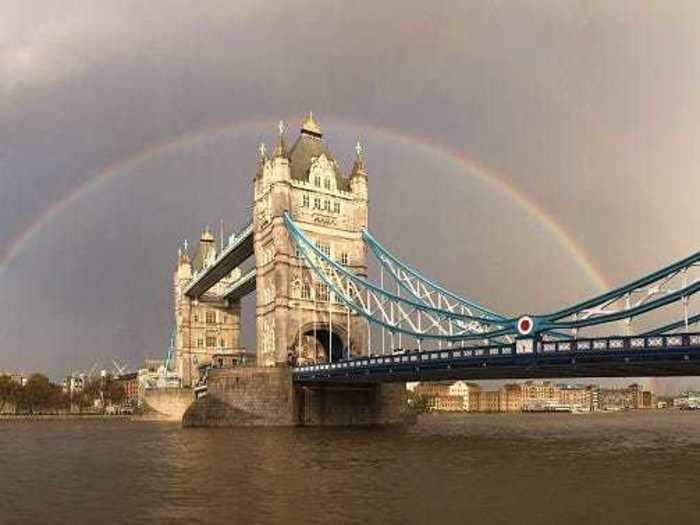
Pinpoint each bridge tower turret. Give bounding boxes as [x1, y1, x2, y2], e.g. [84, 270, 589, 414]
[173, 229, 243, 387]
[253, 113, 369, 367]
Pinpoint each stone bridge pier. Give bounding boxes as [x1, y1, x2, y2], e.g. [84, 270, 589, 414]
[182, 367, 409, 427]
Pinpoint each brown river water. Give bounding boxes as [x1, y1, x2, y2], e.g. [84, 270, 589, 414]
[1, 411, 699, 525]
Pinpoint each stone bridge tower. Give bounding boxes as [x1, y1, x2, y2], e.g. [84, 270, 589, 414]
[253, 113, 369, 367]
[173, 228, 243, 387]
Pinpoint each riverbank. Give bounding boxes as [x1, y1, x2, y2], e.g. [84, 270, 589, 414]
[0, 414, 133, 421]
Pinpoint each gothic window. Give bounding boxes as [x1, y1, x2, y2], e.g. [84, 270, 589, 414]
[317, 283, 329, 301]
[193, 313, 199, 323]
[314, 197, 321, 209]
[314, 175, 321, 187]
[324, 199, 330, 211]
[220, 338, 225, 347]
[302, 194, 310, 208]
[206, 336, 216, 347]
[315, 241, 331, 257]
[206, 311, 216, 324]
[334, 201, 341, 213]
[323, 177, 330, 189]
[301, 283, 311, 299]
[197, 338, 204, 348]
[340, 252, 349, 265]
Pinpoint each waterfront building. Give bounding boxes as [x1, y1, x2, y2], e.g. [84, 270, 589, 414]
[62, 374, 86, 398]
[414, 381, 481, 411]
[478, 391, 501, 412]
[499, 383, 523, 412]
[433, 396, 467, 412]
[448, 381, 481, 411]
[116, 372, 139, 405]
[557, 384, 589, 411]
[672, 391, 700, 409]
[598, 384, 654, 410]
[410, 380, 654, 413]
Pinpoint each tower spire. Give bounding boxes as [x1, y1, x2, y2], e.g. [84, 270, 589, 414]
[178, 240, 190, 265]
[351, 139, 366, 177]
[274, 120, 287, 157]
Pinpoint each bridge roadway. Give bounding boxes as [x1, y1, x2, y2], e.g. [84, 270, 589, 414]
[185, 221, 254, 298]
[292, 332, 700, 384]
[221, 268, 256, 302]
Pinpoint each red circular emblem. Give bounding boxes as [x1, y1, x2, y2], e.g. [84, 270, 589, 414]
[517, 316, 534, 335]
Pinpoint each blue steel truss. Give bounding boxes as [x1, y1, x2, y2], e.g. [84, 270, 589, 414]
[284, 212, 516, 343]
[536, 251, 700, 335]
[285, 212, 700, 343]
[362, 229, 506, 322]
[363, 228, 573, 342]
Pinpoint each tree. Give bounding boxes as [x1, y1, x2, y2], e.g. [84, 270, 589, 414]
[46, 384, 70, 412]
[0, 375, 18, 413]
[22, 373, 53, 414]
[407, 390, 430, 414]
[105, 378, 126, 405]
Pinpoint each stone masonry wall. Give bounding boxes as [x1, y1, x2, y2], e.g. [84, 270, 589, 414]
[183, 367, 295, 427]
[141, 388, 194, 421]
[183, 366, 411, 427]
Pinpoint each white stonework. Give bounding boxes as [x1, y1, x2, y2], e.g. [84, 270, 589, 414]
[253, 113, 370, 367]
[173, 113, 370, 380]
[173, 230, 244, 387]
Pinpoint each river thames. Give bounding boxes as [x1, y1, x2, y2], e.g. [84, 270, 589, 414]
[1, 411, 699, 525]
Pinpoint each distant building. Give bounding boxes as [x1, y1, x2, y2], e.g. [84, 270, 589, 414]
[414, 381, 481, 412]
[448, 381, 481, 411]
[499, 384, 523, 412]
[673, 391, 700, 409]
[62, 374, 86, 398]
[479, 390, 501, 412]
[413, 380, 654, 413]
[116, 372, 139, 405]
[414, 383, 450, 411]
[521, 381, 558, 410]
[598, 384, 653, 410]
[557, 384, 589, 411]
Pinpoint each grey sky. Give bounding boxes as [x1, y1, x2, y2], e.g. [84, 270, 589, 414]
[1, 1, 698, 393]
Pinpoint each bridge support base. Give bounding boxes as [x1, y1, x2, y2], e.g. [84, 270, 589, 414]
[182, 367, 411, 427]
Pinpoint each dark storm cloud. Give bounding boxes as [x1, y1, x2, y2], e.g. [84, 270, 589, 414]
[1, 1, 698, 390]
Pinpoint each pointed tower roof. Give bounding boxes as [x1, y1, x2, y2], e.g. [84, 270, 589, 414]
[200, 226, 215, 242]
[273, 120, 288, 158]
[178, 243, 191, 266]
[287, 112, 350, 190]
[300, 111, 322, 138]
[192, 227, 216, 271]
[351, 140, 367, 178]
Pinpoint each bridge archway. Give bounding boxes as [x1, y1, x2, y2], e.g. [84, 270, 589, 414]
[293, 322, 348, 365]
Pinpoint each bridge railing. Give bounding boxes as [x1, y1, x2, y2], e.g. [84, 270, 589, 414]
[292, 332, 700, 378]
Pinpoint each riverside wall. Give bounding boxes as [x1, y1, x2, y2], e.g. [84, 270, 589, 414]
[182, 367, 411, 427]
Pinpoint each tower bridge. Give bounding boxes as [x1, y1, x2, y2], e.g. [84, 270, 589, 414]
[167, 113, 700, 426]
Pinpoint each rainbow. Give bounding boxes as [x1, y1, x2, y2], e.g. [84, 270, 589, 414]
[0, 116, 609, 291]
